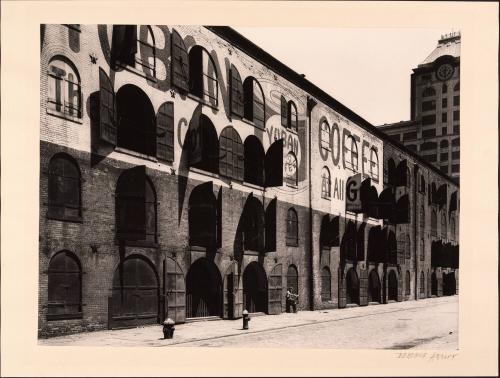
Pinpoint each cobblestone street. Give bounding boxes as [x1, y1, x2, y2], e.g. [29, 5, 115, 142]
[39, 296, 458, 349]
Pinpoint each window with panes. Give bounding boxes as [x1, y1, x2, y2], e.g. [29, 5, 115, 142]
[321, 166, 331, 199]
[284, 152, 298, 186]
[286, 208, 299, 246]
[47, 57, 81, 118]
[47, 251, 82, 320]
[189, 46, 218, 107]
[320, 121, 331, 153]
[48, 154, 81, 221]
[219, 127, 243, 181]
[344, 135, 358, 172]
[370, 148, 379, 181]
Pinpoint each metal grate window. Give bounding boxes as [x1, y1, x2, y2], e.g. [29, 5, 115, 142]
[219, 127, 243, 181]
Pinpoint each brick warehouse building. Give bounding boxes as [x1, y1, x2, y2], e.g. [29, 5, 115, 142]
[38, 24, 460, 337]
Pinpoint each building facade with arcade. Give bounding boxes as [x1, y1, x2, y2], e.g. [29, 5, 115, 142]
[38, 24, 459, 337]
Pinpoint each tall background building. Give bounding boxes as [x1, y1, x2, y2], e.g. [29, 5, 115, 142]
[379, 32, 460, 182]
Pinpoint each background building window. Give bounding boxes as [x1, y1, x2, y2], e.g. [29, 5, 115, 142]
[405, 235, 411, 259]
[422, 87, 436, 97]
[47, 57, 81, 118]
[442, 112, 447, 122]
[219, 127, 243, 181]
[453, 95, 460, 106]
[321, 166, 331, 199]
[450, 216, 456, 240]
[421, 141, 437, 151]
[320, 121, 331, 153]
[420, 239, 425, 261]
[403, 132, 417, 141]
[452, 151, 460, 160]
[453, 110, 460, 121]
[48, 154, 81, 221]
[442, 98, 447, 108]
[321, 267, 331, 301]
[453, 125, 460, 134]
[286, 208, 299, 246]
[420, 271, 425, 293]
[422, 100, 436, 111]
[405, 271, 411, 295]
[344, 135, 358, 172]
[47, 251, 82, 320]
[431, 209, 437, 236]
[441, 127, 447, 135]
[454, 82, 460, 91]
[369, 148, 379, 181]
[420, 206, 425, 235]
[451, 164, 460, 173]
[440, 153, 448, 162]
[451, 138, 460, 147]
[442, 83, 447, 94]
[422, 129, 436, 138]
[441, 212, 447, 239]
[422, 114, 436, 126]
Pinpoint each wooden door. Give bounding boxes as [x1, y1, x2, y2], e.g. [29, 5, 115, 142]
[268, 264, 283, 315]
[165, 257, 185, 324]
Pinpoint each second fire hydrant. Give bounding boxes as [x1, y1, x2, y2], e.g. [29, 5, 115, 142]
[242, 310, 250, 330]
[163, 318, 175, 339]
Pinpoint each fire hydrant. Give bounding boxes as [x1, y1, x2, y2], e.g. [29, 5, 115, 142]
[242, 309, 250, 330]
[163, 318, 175, 339]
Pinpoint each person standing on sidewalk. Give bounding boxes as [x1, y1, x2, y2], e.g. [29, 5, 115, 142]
[286, 287, 298, 313]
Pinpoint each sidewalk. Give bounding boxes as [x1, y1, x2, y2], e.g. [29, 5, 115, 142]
[38, 296, 457, 347]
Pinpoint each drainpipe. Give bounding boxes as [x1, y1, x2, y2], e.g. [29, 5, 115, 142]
[413, 165, 419, 300]
[307, 96, 317, 311]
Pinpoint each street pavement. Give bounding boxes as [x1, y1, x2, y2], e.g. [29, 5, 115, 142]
[38, 295, 458, 349]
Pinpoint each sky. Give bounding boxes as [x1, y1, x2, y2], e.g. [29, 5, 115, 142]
[233, 27, 451, 126]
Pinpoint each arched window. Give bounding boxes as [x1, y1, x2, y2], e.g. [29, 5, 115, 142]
[397, 233, 406, 260]
[431, 209, 437, 236]
[116, 167, 157, 243]
[288, 101, 298, 132]
[136, 26, 156, 76]
[219, 127, 243, 181]
[320, 121, 331, 153]
[321, 166, 331, 199]
[243, 77, 265, 128]
[420, 206, 425, 235]
[420, 142, 437, 151]
[422, 87, 436, 97]
[47, 57, 81, 118]
[286, 265, 299, 296]
[441, 212, 447, 239]
[47, 251, 82, 320]
[189, 114, 219, 175]
[454, 82, 460, 91]
[405, 234, 411, 259]
[116, 84, 156, 156]
[405, 271, 411, 295]
[244, 136, 265, 186]
[420, 271, 425, 294]
[420, 238, 425, 261]
[442, 83, 448, 94]
[189, 46, 218, 107]
[440, 140, 449, 149]
[286, 208, 299, 246]
[284, 152, 298, 186]
[188, 183, 218, 248]
[370, 148, 379, 181]
[48, 154, 81, 221]
[344, 135, 358, 172]
[321, 267, 331, 301]
[111, 25, 156, 77]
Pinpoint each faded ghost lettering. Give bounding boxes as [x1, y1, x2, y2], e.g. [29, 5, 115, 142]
[342, 128, 351, 170]
[362, 139, 370, 176]
[266, 125, 299, 156]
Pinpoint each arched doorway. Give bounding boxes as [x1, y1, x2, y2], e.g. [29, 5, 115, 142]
[346, 268, 359, 305]
[368, 269, 381, 303]
[388, 270, 398, 301]
[110, 255, 159, 329]
[431, 272, 438, 296]
[185, 258, 222, 318]
[243, 262, 268, 313]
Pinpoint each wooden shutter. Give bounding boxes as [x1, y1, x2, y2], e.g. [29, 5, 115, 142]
[359, 269, 368, 306]
[230, 66, 244, 117]
[165, 257, 185, 324]
[265, 198, 277, 252]
[99, 68, 117, 145]
[171, 29, 189, 92]
[117, 166, 147, 241]
[156, 102, 174, 162]
[396, 160, 408, 187]
[216, 187, 222, 249]
[397, 272, 403, 301]
[111, 25, 137, 66]
[264, 139, 284, 187]
[280, 95, 287, 126]
[338, 269, 346, 308]
[268, 264, 283, 315]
